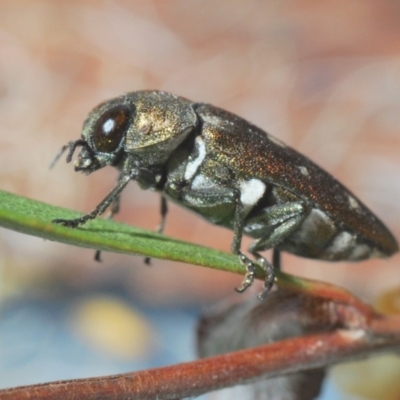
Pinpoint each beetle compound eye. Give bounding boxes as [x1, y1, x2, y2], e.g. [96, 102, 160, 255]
[93, 105, 131, 152]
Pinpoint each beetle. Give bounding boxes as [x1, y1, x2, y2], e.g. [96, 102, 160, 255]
[52, 90, 398, 299]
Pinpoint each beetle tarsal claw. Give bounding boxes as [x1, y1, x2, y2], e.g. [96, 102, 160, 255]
[52, 218, 81, 228]
[235, 252, 257, 293]
[256, 256, 275, 300]
[235, 253, 276, 299]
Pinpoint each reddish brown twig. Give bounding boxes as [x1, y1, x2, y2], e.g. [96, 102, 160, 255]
[0, 283, 399, 400]
[0, 322, 399, 400]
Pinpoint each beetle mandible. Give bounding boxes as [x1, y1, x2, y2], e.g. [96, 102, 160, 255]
[52, 91, 398, 299]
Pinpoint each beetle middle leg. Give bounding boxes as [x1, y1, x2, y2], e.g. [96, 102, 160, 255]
[169, 182, 308, 298]
[176, 185, 274, 297]
[230, 196, 263, 296]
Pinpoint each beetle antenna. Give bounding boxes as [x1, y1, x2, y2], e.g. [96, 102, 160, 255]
[49, 139, 87, 169]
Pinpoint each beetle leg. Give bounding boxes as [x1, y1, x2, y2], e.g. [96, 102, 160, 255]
[243, 202, 308, 297]
[169, 184, 238, 226]
[53, 170, 136, 228]
[247, 203, 308, 253]
[144, 196, 168, 265]
[94, 190, 121, 262]
[255, 254, 275, 300]
[273, 248, 281, 270]
[174, 185, 245, 253]
[235, 252, 257, 293]
[157, 196, 168, 234]
[229, 196, 259, 294]
[167, 182, 273, 297]
[231, 194, 245, 254]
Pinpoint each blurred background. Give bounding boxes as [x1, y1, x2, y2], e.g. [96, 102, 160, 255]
[0, 1, 400, 399]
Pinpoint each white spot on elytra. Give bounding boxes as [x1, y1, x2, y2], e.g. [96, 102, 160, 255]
[370, 248, 386, 259]
[298, 166, 309, 176]
[349, 244, 371, 260]
[327, 231, 354, 253]
[294, 209, 334, 242]
[240, 179, 266, 210]
[102, 119, 115, 134]
[348, 195, 359, 210]
[267, 134, 286, 148]
[184, 137, 206, 180]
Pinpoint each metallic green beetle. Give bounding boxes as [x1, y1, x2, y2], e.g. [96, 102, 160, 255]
[52, 91, 398, 299]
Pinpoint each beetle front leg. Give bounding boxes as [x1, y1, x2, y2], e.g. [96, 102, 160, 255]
[94, 193, 121, 262]
[94, 174, 124, 261]
[53, 170, 136, 228]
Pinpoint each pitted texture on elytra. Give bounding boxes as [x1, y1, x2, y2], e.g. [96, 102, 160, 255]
[195, 103, 397, 257]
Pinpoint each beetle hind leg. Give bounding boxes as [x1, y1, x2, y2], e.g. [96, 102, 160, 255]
[236, 202, 308, 298]
[272, 248, 281, 270]
[255, 254, 275, 300]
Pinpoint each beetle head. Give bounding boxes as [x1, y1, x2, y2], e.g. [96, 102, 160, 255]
[52, 91, 197, 173]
